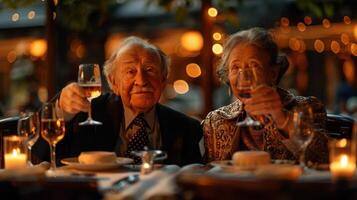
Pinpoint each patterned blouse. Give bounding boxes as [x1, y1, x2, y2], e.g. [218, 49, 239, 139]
[202, 87, 329, 164]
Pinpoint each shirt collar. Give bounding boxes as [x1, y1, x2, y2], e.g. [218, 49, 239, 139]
[123, 105, 156, 130]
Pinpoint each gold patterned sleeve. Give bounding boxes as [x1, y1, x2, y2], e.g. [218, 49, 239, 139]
[202, 112, 214, 163]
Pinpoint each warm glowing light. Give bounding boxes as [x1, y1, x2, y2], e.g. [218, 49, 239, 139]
[322, 19, 330, 28]
[213, 32, 222, 41]
[181, 31, 204, 52]
[27, 11, 35, 19]
[304, 16, 312, 25]
[186, 63, 201, 78]
[340, 154, 349, 167]
[337, 139, 348, 148]
[314, 40, 324, 53]
[53, 12, 56, 20]
[12, 148, 20, 156]
[341, 33, 350, 45]
[297, 22, 306, 32]
[207, 7, 218, 17]
[351, 43, 357, 56]
[330, 41, 340, 54]
[173, 80, 189, 94]
[54, 0, 58, 6]
[280, 17, 289, 27]
[343, 60, 355, 83]
[344, 16, 351, 24]
[289, 38, 300, 51]
[30, 39, 47, 57]
[7, 51, 17, 63]
[12, 13, 19, 21]
[212, 43, 223, 55]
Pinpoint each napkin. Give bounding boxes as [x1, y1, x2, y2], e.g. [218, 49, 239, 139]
[0, 161, 50, 180]
[104, 165, 181, 200]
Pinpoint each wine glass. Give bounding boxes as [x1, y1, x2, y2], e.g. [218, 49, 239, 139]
[41, 103, 65, 170]
[235, 67, 261, 127]
[17, 112, 40, 166]
[290, 105, 315, 170]
[78, 63, 102, 126]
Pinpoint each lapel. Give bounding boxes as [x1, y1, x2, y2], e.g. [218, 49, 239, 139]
[93, 94, 124, 148]
[156, 104, 176, 151]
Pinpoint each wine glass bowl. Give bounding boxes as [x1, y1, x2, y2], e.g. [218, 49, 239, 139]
[235, 67, 261, 127]
[78, 63, 102, 126]
[17, 112, 40, 166]
[41, 103, 65, 170]
[291, 105, 315, 169]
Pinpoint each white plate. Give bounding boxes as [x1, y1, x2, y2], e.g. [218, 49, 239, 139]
[61, 157, 133, 171]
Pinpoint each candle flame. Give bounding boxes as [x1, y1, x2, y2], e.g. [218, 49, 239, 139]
[337, 139, 347, 148]
[142, 163, 151, 169]
[12, 148, 20, 156]
[340, 154, 349, 168]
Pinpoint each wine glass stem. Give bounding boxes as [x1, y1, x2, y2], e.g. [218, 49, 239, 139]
[299, 147, 306, 168]
[28, 146, 32, 166]
[87, 100, 93, 120]
[50, 144, 56, 170]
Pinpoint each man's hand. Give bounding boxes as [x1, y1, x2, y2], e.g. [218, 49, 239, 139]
[58, 82, 90, 115]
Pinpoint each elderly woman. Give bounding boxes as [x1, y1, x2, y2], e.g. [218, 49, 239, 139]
[203, 27, 328, 164]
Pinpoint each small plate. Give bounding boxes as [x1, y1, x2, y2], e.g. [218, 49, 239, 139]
[61, 157, 133, 171]
[210, 160, 258, 172]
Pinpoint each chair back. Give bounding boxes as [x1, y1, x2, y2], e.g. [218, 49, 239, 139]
[326, 114, 354, 139]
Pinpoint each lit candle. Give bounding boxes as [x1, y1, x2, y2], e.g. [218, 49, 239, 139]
[141, 162, 153, 175]
[4, 148, 27, 169]
[330, 154, 356, 179]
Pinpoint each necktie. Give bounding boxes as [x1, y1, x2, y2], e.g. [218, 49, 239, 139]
[125, 114, 150, 164]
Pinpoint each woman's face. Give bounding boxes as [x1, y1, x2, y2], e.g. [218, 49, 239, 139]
[227, 43, 278, 99]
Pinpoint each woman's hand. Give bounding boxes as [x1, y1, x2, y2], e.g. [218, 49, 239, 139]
[58, 82, 90, 115]
[244, 85, 288, 129]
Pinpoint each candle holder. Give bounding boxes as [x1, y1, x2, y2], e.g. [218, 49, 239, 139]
[329, 138, 356, 180]
[131, 150, 167, 175]
[3, 135, 28, 169]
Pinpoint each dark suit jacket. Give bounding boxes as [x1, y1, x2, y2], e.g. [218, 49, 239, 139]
[33, 93, 203, 166]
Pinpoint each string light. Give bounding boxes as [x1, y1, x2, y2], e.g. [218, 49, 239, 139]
[314, 40, 325, 53]
[207, 7, 218, 17]
[330, 41, 340, 54]
[212, 43, 223, 55]
[212, 32, 222, 41]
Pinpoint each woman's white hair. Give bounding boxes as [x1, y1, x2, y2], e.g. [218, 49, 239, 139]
[103, 36, 170, 90]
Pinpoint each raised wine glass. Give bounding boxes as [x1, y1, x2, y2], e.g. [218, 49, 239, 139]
[77, 63, 102, 126]
[290, 104, 315, 170]
[41, 103, 65, 170]
[235, 66, 261, 127]
[17, 112, 40, 166]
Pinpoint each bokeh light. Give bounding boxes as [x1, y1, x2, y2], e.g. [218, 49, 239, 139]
[12, 13, 19, 22]
[304, 16, 312, 25]
[314, 40, 325, 53]
[30, 39, 47, 57]
[322, 19, 331, 28]
[351, 43, 357, 56]
[173, 80, 189, 94]
[27, 11, 35, 19]
[213, 32, 222, 41]
[343, 16, 351, 24]
[297, 22, 306, 32]
[181, 31, 204, 52]
[212, 43, 223, 55]
[280, 17, 289, 27]
[186, 63, 201, 78]
[330, 41, 340, 54]
[341, 33, 350, 45]
[7, 51, 17, 63]
[207, 7, 218, 17]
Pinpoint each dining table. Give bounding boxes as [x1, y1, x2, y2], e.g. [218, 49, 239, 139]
[1, 161, 357, 200]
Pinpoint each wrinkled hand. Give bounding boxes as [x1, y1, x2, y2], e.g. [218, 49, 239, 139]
[59, 82, 90, 115]
[244, 85, 287, 127]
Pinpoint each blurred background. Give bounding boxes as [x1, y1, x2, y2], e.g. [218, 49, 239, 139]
[0, 0, 356, 120]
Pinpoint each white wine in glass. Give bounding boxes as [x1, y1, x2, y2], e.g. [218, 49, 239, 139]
[41, 103, 65, 170]
[236, 67, 261, 127]
[17, 112, 40, 166]
[78, 63, 102, 125]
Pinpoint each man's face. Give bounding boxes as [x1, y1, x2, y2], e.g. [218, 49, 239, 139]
[109, 45, 166, 113]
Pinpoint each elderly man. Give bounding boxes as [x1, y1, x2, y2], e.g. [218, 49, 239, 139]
[34, 36, 203, 166]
